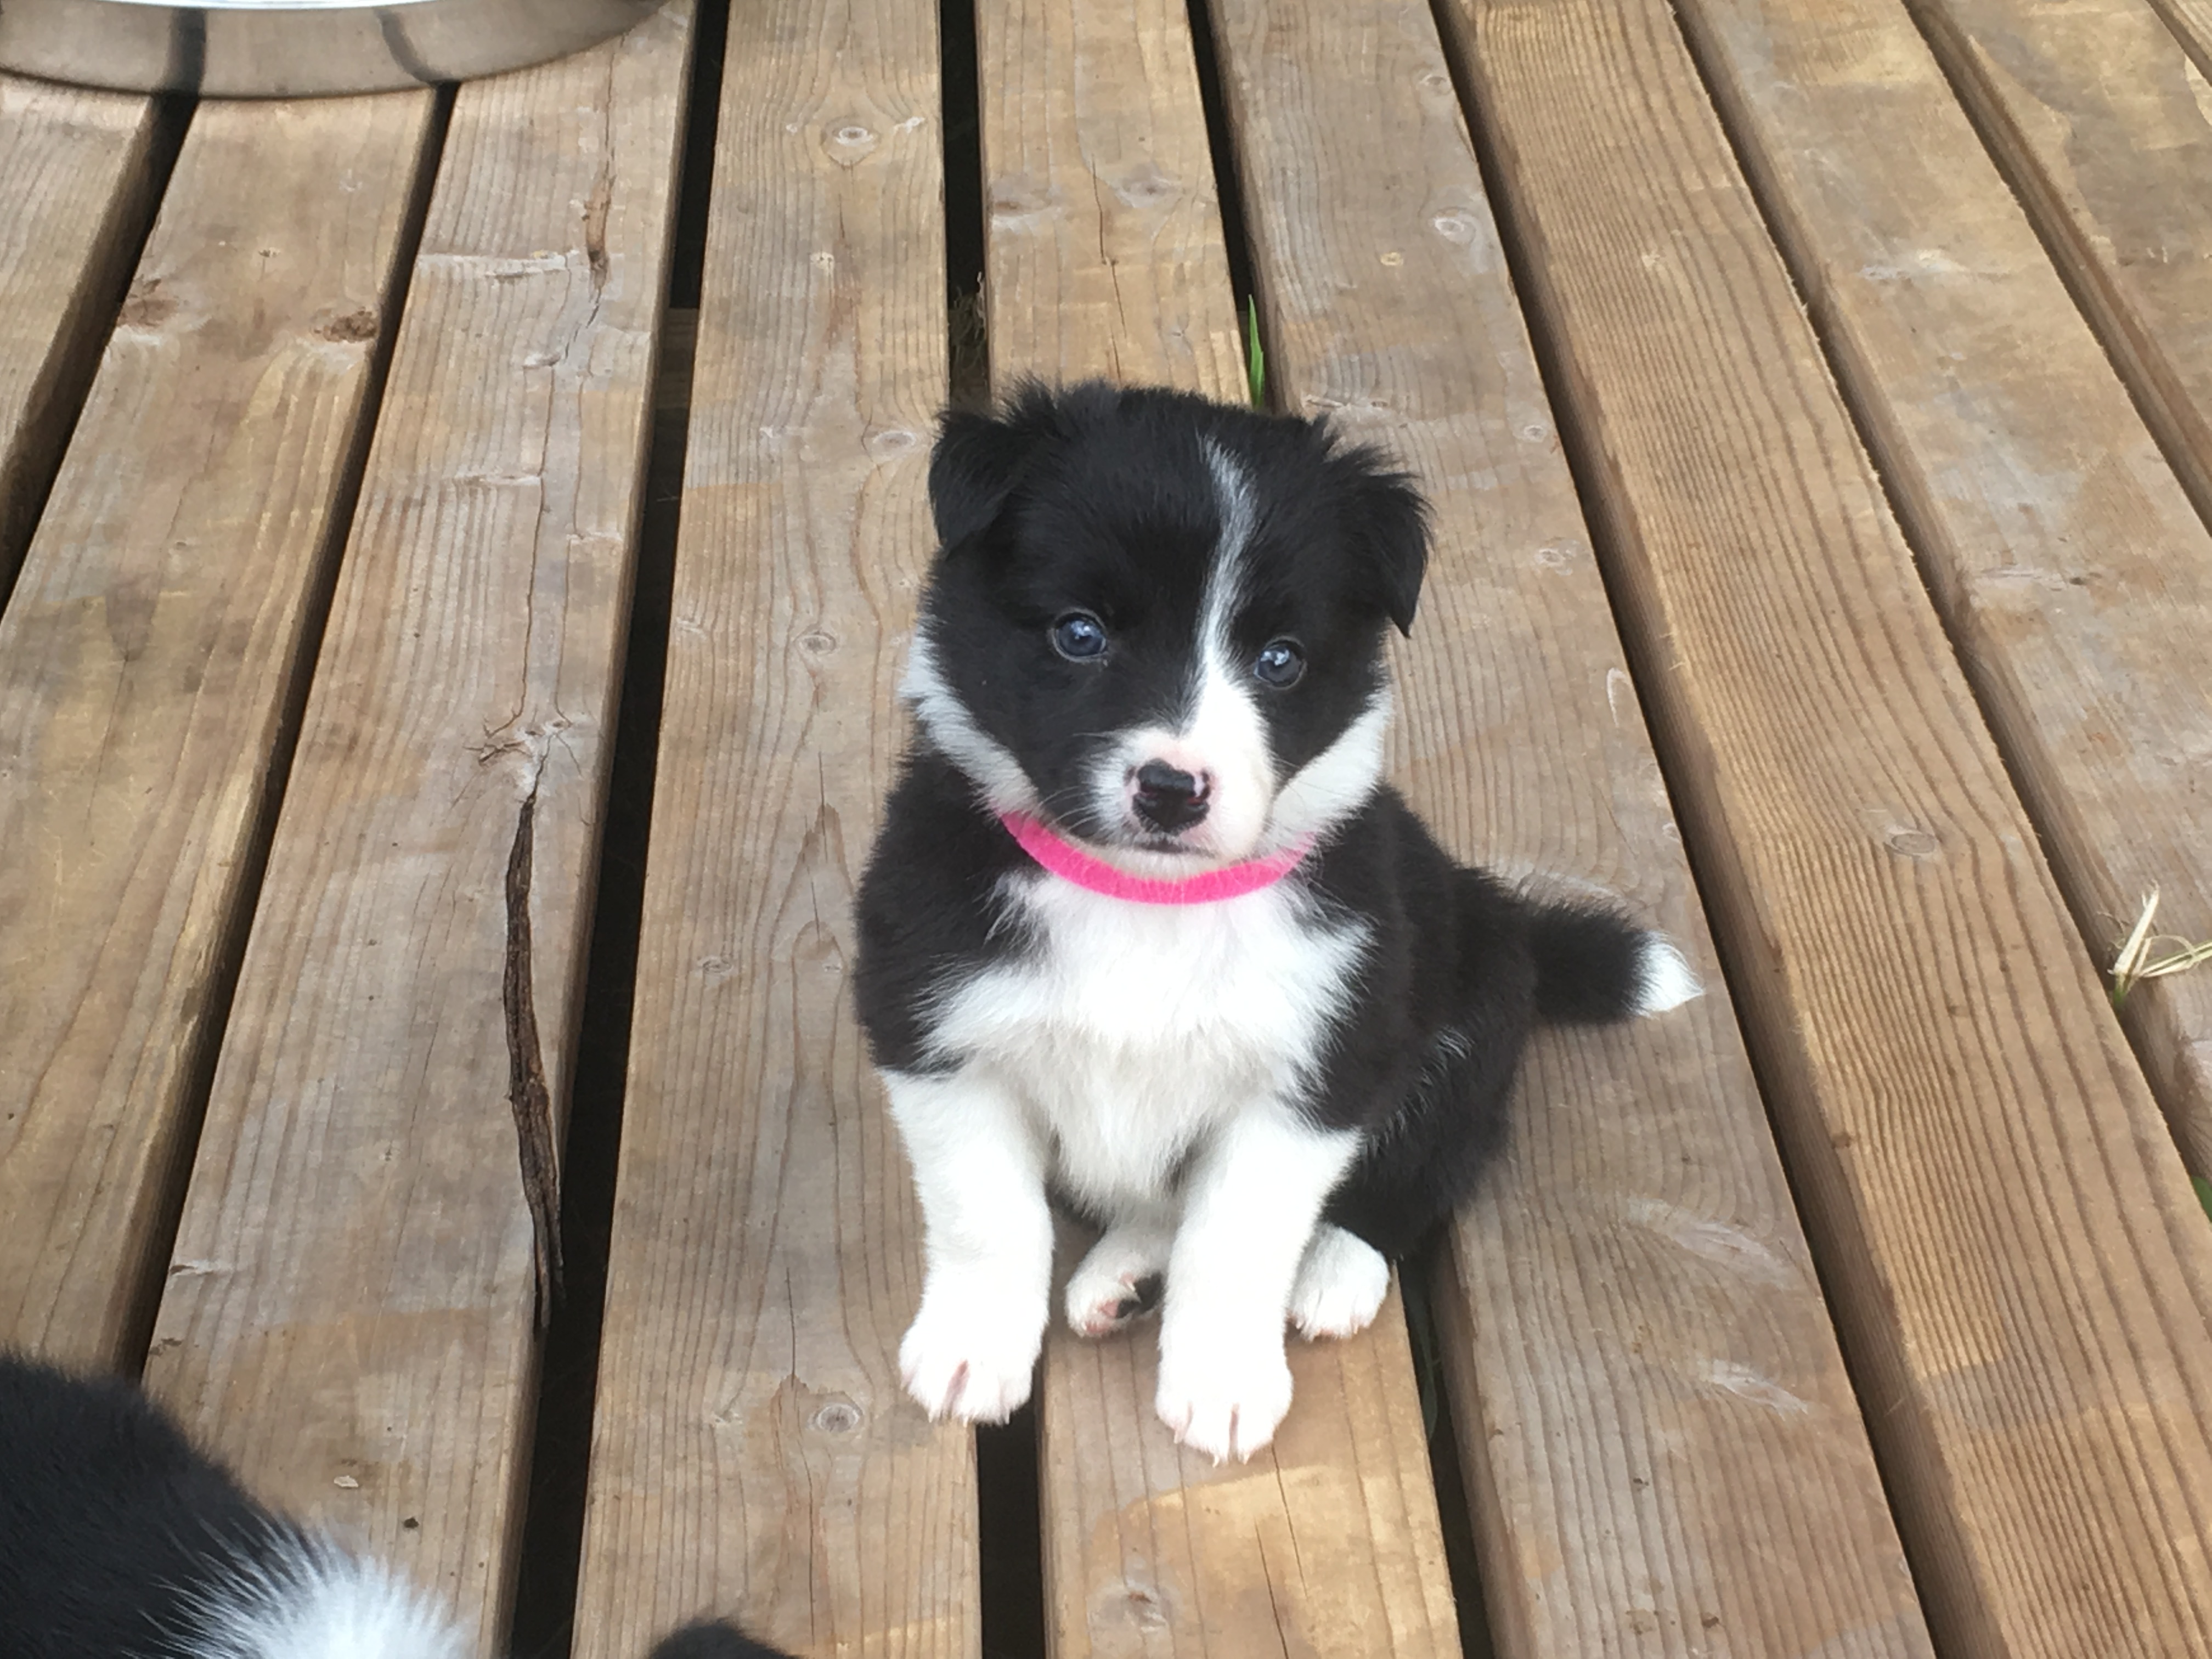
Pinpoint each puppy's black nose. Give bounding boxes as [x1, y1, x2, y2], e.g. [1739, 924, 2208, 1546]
[1133, 761, 1210, 832]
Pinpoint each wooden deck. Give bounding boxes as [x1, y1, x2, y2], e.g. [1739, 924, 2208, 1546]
[3, 0, 2211, 1652]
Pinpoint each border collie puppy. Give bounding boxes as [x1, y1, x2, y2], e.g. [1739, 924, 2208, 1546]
[853, 382, 1697, 1463]
[0, 1355, 791, 1659]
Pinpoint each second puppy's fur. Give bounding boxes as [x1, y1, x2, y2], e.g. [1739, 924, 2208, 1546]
[0, 1353, 794, 1659]
[854, 383, 1695, 1461]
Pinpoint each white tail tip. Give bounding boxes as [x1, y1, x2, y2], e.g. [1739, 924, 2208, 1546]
[195, 1537, 468, 1659]
[1633, 936, 1703, 1016]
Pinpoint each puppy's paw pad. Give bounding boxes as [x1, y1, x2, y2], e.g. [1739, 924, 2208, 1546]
[1155, 1331, 1294, 1463]
[1289, 1227, 1389, 1340]
[900, 1289, 1042, 1424]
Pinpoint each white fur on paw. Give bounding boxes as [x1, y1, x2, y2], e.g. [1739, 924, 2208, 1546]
[899, 1277, 1043, 1424]
[1064, 1232, 1171, 1338]
[1288, 1225, 1389, 1339]
[1154, 1322, 1295, 1463]
[1633, 935, 1702, 1015]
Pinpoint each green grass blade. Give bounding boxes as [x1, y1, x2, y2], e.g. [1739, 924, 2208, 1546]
[1245, 298, 1266, 409]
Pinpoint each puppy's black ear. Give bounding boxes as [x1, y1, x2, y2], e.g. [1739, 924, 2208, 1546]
[1344, 458, 1431, 636]
[929, 383, 1065, 549]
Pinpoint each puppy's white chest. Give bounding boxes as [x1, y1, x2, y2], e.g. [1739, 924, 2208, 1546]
[930, 877, 1367, 1207]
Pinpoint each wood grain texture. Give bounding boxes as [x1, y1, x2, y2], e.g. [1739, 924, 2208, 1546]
[0, 74, 160, 587]
[1205, 0, 1932, 1653]
[1672, 0, 2212, 1204]
[139, 14, 692, 1654]
[1046, 1280, 1454, 1659]
[2145, 0, 2212, 74]
[0, 94, 432, 1368]
[980, 0, 1245, 398]
[979, 2, 1459, 1651]
[567, 0, 969, 1653]
[1902, 0, 2212, 525]
[1440, 0, 2212, 1654]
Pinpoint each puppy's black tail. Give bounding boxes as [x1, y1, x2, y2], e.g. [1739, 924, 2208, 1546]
[649, 1622, 803, 1659]
[1527, 898, 1699, 1026]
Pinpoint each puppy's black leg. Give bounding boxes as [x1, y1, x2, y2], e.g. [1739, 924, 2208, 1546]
[1324, 1023, 1521, 1261]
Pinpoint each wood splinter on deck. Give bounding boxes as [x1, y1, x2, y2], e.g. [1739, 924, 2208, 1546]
[503, 782, 565, 1329]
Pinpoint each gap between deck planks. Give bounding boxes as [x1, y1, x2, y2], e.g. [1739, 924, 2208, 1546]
[2150, 0, 2212, 81]
[1680, 0, 2212, 1179]
[1438, 0, 2212, 1653]
[1901, 0, 2212, 526]
[136, 11, 693, 1654]
[568, 0, 972, 1651]
[0, 93, 435, 1369]
[1869, 0, 2212, 1173]
[1201, 0, 1934, 1653]
[0, 74, 163, 591]
[977, 0, 1459, 1653]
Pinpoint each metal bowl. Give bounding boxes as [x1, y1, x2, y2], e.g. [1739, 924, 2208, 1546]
[0, 0, 665, 97]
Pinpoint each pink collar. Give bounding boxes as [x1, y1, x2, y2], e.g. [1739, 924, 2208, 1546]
[998, 810, 1313, 905]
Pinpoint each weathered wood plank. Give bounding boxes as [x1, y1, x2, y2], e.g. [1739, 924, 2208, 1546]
[0, 74, 161, 589]
[2146, 0, 2212, 72]
[567, 0, 970, 1651]
[1204, 0, 1934, 1653]
[1902, 0, 2212, 524]
[0, 94, 433, 1369]
[1672, 0, 2212, 1205]
[1045, 1283, 1453, 1659]
[139, 13, 693, 1654]
[1438, 0, 2212, 1654]
[979, 0, 1245, 400]
[979, 2, 1460, 1651]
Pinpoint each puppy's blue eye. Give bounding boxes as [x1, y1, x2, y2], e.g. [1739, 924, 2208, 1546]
[1051, 613, 1108, 661]
[1253, 639, 1305, 687]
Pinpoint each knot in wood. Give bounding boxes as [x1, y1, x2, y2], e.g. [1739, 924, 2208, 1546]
[811, 1399, 863, 1435]
[824, 121, 881, 166]
[118, 279, 178, 330]
[1885, 826, 1941, 859]
[1113, 166, 1179, 209]
[1116, 1585, 1170, 1630]
[989, 179, 1058, 226]
[316, 308, 379, 344]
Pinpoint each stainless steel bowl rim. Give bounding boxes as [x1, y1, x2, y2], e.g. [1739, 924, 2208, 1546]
[0, 0, 665, 97]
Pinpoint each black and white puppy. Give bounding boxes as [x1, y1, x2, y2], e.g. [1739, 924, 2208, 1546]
[853, 382, 1696, 1463]
[0, 1354, 792, 1659]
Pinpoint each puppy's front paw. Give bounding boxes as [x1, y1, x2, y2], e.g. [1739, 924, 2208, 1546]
[1154, 1324, 1294, 1463]
[900, 1279, 1044, 1424]
[1289, 1224, 1390, 1340]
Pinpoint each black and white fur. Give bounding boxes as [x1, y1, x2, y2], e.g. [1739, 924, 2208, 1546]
[853, 382, 1697, 1463]
[0, 1355, 793, 1659]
